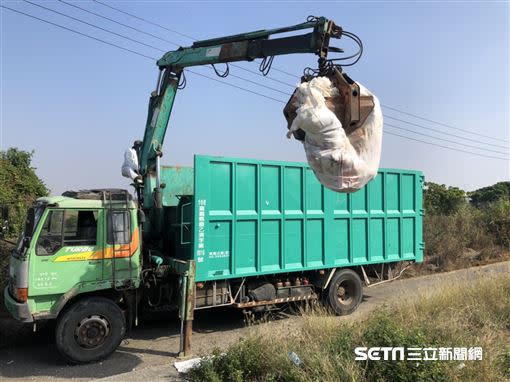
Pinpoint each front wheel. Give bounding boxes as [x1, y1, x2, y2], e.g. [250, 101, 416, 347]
[327, 269, 363, 315]
[55, 296, 126, 364]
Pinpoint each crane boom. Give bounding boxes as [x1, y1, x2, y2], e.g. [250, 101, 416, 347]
[136, 17, 348, 234]
[156, 17, 341, 70]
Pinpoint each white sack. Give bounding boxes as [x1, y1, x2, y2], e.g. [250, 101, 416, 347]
[174, 357, 202, 373]
[287, 77, 383, 192]
[121, 148, 140, 181]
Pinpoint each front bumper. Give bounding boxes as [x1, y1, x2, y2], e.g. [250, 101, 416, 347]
[3, 287, 33, 323]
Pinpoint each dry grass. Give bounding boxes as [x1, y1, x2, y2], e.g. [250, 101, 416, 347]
[186, 275, 510, 382]
[414, 203, 510, 275]
[388, 276, 510, 381]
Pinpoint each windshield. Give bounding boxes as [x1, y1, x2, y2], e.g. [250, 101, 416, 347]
[14, 206, 45, 257]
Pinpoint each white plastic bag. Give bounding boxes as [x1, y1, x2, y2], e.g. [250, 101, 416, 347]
[121, 148, 140, 181]
[287, 76, 383, 192]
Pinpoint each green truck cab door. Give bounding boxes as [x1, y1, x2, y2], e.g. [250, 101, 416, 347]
[28, 208, 105, 309]
[102, 209, 138, 284]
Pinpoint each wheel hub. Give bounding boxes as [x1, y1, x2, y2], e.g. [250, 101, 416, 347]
[337, 281, 353, 305]
[75, 315, 110, 348]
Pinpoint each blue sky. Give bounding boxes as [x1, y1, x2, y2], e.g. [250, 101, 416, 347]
[1, 0, 509, 194]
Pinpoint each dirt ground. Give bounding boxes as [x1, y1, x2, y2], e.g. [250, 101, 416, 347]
[0, 260, 508, 382]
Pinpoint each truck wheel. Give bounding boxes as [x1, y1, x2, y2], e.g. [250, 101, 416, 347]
[55, 297, 126, 364]
[327, 269, 363, 315]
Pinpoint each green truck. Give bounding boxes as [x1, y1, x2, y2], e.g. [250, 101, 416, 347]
[4, 18, 424, 363]
[5, 155, 424, 363]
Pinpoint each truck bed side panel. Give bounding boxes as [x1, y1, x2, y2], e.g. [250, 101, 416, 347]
[192, 155, 423, 282]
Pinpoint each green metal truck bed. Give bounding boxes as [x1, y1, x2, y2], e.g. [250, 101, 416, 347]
[176, 155, 424, 282]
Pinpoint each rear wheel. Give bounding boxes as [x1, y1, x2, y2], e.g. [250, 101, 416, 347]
[55, 297, 125, 364]
[327, 269, 363, 315]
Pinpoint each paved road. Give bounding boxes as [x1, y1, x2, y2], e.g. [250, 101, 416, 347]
[0, 261, 508, 381]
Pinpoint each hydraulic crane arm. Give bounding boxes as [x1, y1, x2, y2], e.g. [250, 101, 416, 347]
[137, 17, 348, 216]
[139, 17, 343, 177]
[156, 17, 342, 70]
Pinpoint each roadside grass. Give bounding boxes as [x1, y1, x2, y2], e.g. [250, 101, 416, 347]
[185, 275, 510, 382]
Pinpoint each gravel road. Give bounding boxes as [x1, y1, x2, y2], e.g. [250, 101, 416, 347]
[0, 261, 508, 382]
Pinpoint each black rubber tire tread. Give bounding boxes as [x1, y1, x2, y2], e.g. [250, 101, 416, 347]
[327, 269, 363, 315]
[55, 296, 125, 364]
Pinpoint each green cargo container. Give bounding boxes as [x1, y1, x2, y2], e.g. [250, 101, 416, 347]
[169, 155, 424, 282]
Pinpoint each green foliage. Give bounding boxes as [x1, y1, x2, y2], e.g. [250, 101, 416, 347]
[0, 148, 49, 237]
[185, 338, 301, 382]
[424, 181, 510, 217]
[469, 181, 510, 207]
[424, 182, 466, 215]
[2, 148, 32, 168]
[502, 348, 510, 378]
[361, 314, 448, 382]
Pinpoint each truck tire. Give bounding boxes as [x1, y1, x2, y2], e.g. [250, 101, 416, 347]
[55, 296, 126, 364]
[327, 269, 363, 315]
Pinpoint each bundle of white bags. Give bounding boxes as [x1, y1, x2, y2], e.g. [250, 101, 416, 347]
[286, 74, 383, 192]
[121, 147, 140, 181]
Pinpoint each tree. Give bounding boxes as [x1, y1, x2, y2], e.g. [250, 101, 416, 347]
[0, 148, 49, 237]
[468, 182, 510, 207]
[424, 182, 466, 215]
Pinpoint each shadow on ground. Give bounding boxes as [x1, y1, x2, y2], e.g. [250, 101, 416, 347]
[0, 306, 246, 380]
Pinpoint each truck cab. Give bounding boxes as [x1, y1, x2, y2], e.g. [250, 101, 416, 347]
[4, 189, 140, 363]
